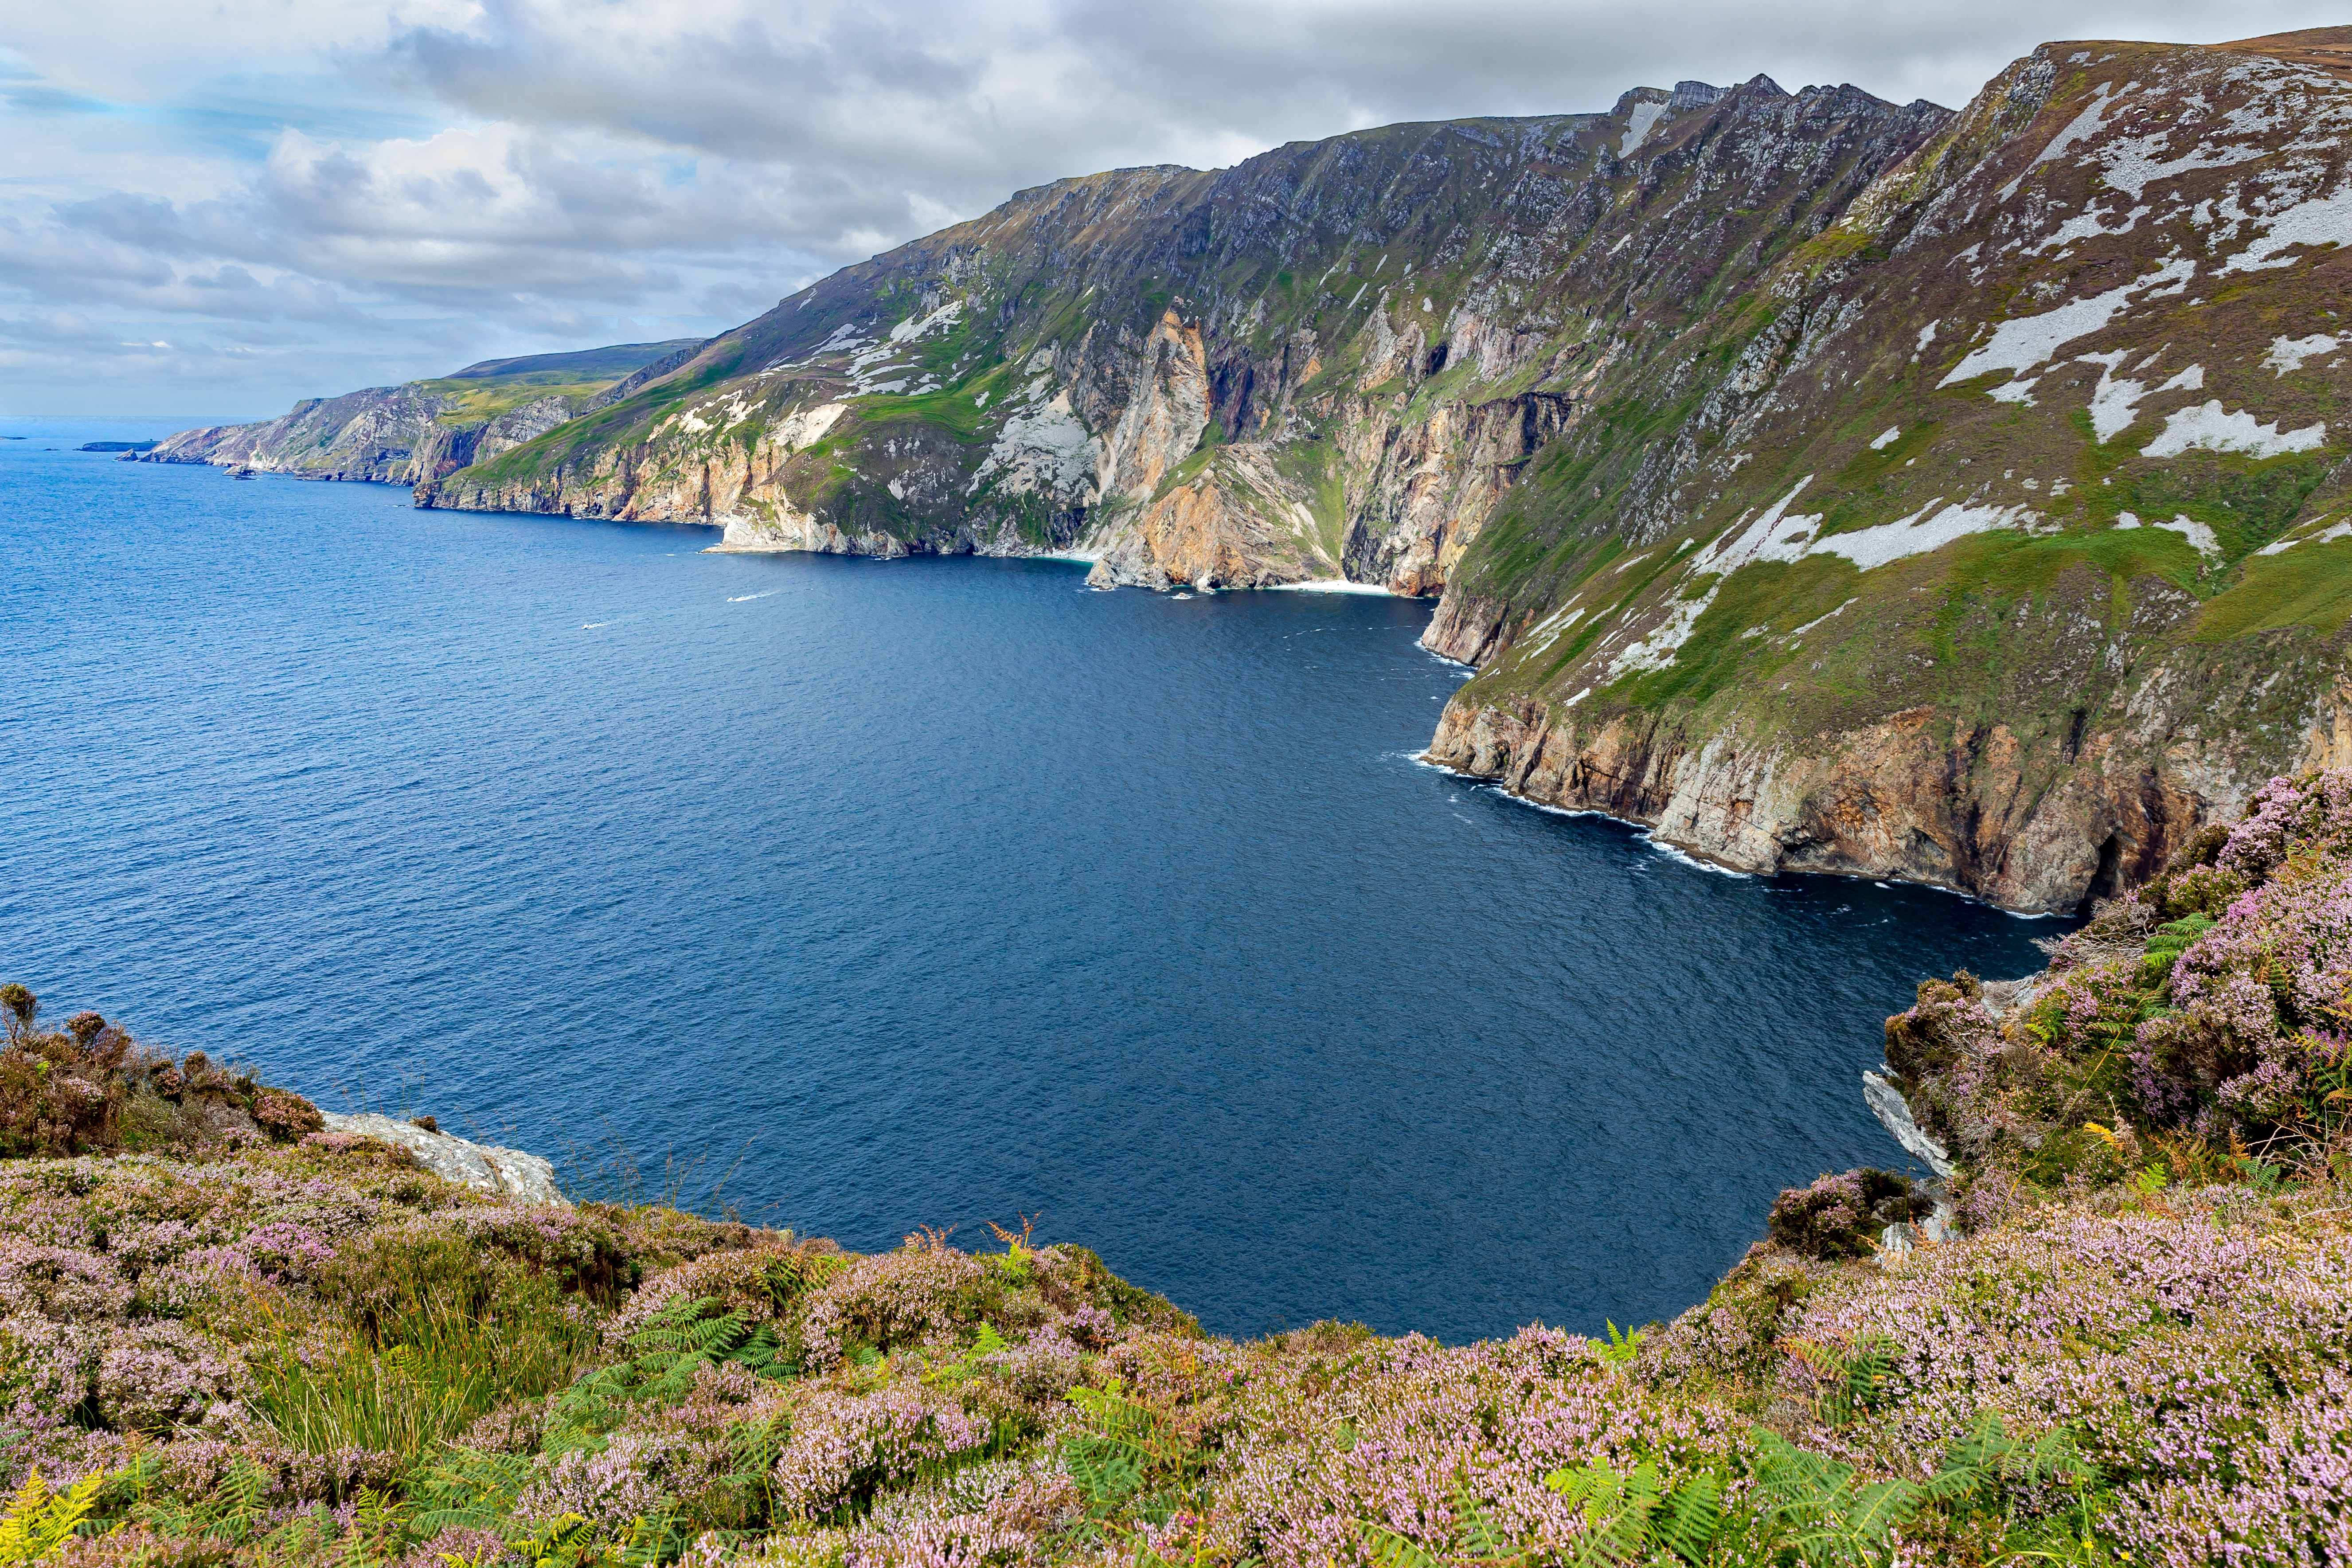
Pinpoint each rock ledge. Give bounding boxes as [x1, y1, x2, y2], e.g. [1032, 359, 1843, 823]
[318, 1112, 564, 1204]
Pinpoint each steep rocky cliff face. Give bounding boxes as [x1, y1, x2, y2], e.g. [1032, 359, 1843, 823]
[401, 30, 2352, 911]
[416, 77, 1948, 599]
[141, 340, 702, 483]
[1423, 28, 2352, 911]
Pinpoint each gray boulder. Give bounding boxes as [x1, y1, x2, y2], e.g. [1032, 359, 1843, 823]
[319, 1112, 565, 1204]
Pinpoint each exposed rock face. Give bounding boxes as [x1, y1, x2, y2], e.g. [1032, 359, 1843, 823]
[1428, 630, 2352, 911]
[1086, 445, 1337, 590]
[318, 1111, 565, 1204]
[416, 79, 1950, 601]
[141, 340, 702, 484]
[148, 385, 461, 483]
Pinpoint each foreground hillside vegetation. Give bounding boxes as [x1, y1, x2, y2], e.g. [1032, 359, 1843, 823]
[8, 773, 2352, 1564]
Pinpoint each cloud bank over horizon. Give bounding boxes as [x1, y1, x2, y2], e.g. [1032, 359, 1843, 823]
[3, 0, 2339, 416]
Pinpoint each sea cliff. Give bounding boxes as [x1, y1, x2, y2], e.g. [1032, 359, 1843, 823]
[357, 27, 2352, 913]
[5, 770, 2352, 1563]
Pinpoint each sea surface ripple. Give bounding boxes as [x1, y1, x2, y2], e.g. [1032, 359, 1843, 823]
[1, 419, 2063, 1341]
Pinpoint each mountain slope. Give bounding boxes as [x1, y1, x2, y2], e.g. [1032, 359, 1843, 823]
[416, 77, 1947, 592]
[140, 339, 704, 484]
[1422, 29, 2352, 911]
[402, 31, 2352, 911]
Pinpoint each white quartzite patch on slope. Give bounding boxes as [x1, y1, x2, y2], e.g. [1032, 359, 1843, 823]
[1620, 100, 1668, 158]
[1813, 501, 2043, 570]
[2266, 333, 2344, 375]
[2141, 400, 2328, 460]
[969, 390, 1098, 504]
[1604, 476, 2059, 676]
[2080, 355, 2204, 441]
[318, 1112, 565, 1204]
[2259, 519, 2352, 555]
[2114, 510, 2221, 558]
[2216, 187, 2352, 275]
[1938, 258, 2195, 388]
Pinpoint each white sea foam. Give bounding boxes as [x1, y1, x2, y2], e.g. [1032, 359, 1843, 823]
[726, 590, 781, 602]
[1633, 830, 1756, 879]
[1268, 579, 1395, 595]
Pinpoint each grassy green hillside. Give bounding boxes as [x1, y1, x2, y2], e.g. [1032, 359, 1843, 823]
[414, 341, 705, 426]
[142, 339, 706, 485]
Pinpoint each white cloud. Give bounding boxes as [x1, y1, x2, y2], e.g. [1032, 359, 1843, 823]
[4, 0, 2345, 413]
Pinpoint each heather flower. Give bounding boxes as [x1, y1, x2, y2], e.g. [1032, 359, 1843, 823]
[513, 1430, 692, 1533]
[399, 1525, 516, 1568]
[771, 1383, 992, 1521]
[1766, 1170, 1921, 1259]
[798, 1243, 990, 1370]
[604, 1238, 813, 1349]
[93, 1320, 238, 1433]
[846, 1511, 1037, 1568]
[987, 1326, 1085, 1404]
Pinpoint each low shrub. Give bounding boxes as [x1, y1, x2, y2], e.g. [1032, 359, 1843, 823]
[0, 989, 321, 1159]
[1765, 1169, 1927, 1260]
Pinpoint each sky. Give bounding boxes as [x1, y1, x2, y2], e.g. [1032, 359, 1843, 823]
[4, 1, 2340, 417]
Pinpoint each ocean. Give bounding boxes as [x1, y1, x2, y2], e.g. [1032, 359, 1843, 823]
[1, 417, 2060, 1341]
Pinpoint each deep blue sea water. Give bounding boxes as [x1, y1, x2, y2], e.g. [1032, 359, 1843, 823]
[2, 415, 2063, 1342]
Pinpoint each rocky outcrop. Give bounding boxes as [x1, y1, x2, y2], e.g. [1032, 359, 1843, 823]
[336, 30, 2352, 909]
[317, 1111, 564, 1204]
[146, 386, 458, 483]
[417, 76, 1950, 599]
[1085, 446, 1335, 589]
[1428, 630, 2352, 912]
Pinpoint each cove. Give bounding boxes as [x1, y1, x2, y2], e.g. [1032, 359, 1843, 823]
[0, 420, 2060, 1342]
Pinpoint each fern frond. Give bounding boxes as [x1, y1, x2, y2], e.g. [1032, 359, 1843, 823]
[0, 1468, 110, 1564]
[1451, 1480, 1515, 1564]
[1652, 1471, 1722, 1565]
[1839, 1478, 1924, 1541]
[1358, 1521, 1446, 1568]
[1543, 1464, 1613, 1513]
[410, 1446, 532, 1533]
[1063, 1438, 1144, 1513]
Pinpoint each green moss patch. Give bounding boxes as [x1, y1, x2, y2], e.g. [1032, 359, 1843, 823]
[2195, 541, 2352, 641]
